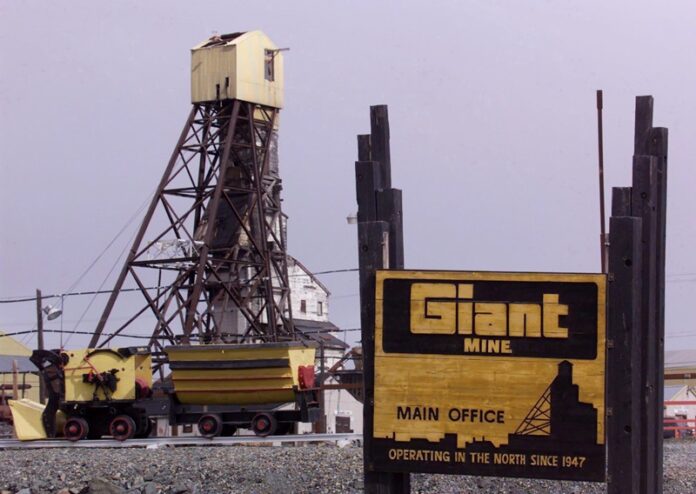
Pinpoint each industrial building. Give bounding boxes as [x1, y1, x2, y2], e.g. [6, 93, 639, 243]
[0, 332, 40, 424]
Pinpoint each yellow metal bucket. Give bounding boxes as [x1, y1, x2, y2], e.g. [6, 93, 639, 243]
[8, 399, 65, 440]
[166, 342, 316, 406]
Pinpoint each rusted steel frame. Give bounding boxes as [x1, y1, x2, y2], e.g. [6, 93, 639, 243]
[324, 350, 360, 377]
[321, 383, 363, 391]
[218, 188, 267, 255]
[193, 104, 216, 232]
[144, 269, 204, 342]
[99, 266, 192, 347]
[91, 106, 198, 347]
[148, 278, 189, 348]
[131, 195, 204, 261]
[664, 372, 696, 380]
[247, 104, 277, 339]
[0, 384, 31, 391]
[130, 257, 196, 267]
[184, 103, 227, 321]
[180, 101, 241, 343]
[161, 140, 210, 191]
[132, 267, 187, 340]
[252, 105, 290, 339]
[164, 188, 215, 198]
[157, 194, 199, 245]
[197, 246, 270, 340]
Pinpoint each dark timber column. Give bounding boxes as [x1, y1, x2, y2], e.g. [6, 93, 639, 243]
[632, 95, 668, 494]
[356, 105, 409, 493]
[606, 207, 642, 494]
[606, 96, 668, 494]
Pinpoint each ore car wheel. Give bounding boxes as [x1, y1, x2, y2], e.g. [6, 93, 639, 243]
[135, 418, 154, 439]
[197, 414, 223, 438]
[64, 417, 89, 442]
[251, 413, 277, 437]
[109, 415, 136, 441]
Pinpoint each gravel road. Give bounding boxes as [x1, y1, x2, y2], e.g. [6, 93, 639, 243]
[0, 440, 694, 494]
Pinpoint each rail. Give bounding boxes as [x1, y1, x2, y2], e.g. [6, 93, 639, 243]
[0, 432, 362, 450]
[664, 399, 696, 439]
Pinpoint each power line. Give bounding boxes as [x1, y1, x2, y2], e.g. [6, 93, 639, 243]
[0, 268, 360, 304]
[0, 327, 363, 340]
[0, 286, 167, 304]
[0, 329, 158, 340]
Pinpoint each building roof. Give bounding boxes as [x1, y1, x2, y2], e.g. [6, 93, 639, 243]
[665, 384, 686, 401]
[288, 256, 331, 295]
[294, 319, 348, 350]
[194, 32, 247, 50]
[0, 355, 34, 373]
[0, 331, 31, 357]
[665, 350, 696, 369]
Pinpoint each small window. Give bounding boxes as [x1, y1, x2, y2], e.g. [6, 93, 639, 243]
[264, 49, 275, 82]
[317, 301, 323, 316]
[300, 300, 307, 313]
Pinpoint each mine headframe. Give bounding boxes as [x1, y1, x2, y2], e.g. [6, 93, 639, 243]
[89, 32, 295, 359]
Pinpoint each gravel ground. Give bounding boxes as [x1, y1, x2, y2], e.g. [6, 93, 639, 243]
[0, 440, 694, 494]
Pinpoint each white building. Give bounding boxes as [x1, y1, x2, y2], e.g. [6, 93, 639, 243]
[288, 256, 363, 435]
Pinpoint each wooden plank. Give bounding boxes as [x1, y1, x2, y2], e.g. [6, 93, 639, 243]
[606, 216, 642, 494]
[647, 126, 668, 494]
[376, 188, 405, 270]
[359, 221, 410, 493]
[356, 161, 382, 223]
[631, 155, 659, 494]
[370, 105, 392, 189]
[358, 134, 372, 161]
[634, 96, 653, 155]
[358, 104, 409, 492]
[611, 187, 632, 216]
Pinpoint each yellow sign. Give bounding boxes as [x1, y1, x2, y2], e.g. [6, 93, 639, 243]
[372, 270, 606, 481]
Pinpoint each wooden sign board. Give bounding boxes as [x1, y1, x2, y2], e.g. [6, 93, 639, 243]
[371, 270, 606, 481]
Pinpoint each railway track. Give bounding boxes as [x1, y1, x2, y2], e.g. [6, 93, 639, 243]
[0, 432, 362, 449]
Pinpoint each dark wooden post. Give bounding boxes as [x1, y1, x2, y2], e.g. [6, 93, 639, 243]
[370, 106, 391, 189]
[631, 95, 668, 494]
[356, 105, 409, 493]
[632, 155, 660, 494]
[606, 212, 642, 494]
[607, 96, 668, 494]
[35, 289, 46, 403]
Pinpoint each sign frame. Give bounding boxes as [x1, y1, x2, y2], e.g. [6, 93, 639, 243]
[370, 270, 607, 482]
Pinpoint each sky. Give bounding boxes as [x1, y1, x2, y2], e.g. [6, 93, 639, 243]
[0, 1, 694, 353]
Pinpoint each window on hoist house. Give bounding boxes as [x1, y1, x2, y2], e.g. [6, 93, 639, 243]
[264, 49, 275, 82]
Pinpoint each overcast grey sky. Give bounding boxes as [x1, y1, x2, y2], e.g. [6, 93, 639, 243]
[0, 1, 694, 351]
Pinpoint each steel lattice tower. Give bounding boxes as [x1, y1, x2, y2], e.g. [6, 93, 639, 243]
[89, 33, 295, 357]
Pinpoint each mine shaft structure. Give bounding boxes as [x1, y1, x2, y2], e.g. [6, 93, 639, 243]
[89, 32, 295, 359]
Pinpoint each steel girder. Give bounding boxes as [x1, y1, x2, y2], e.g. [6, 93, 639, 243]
[90, 100, 295, 355]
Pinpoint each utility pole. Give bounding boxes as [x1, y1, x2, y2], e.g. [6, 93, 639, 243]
[35, 288, 45, 402]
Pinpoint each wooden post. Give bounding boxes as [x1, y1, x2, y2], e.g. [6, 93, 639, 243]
[646, 126, 668, 491]
[11, 359, 19, 439]
[376, 189, 404, 269]
[605, 96, 668, 494]
[358, 134, 372, 162]
[356, 105, 409, 493]
[606, 96, 669, 494]
[606, 213, 642, 494]
[632, 155, 660, 494]
[35, 289, 45, 403]
[631, 95, 668, 494]
[370, 106, 391, 189]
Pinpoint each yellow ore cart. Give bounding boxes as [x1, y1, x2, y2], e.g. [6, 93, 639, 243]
[12, 342, 319, 441]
